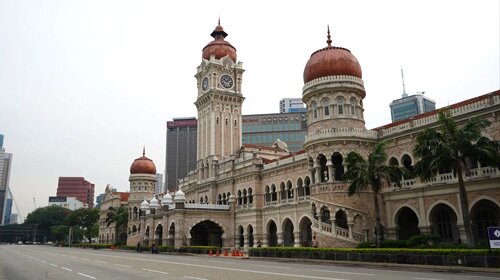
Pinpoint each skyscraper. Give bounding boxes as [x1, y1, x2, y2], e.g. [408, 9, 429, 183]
[0, 134, 13, 225]
[165, 118, 197, 192]
[389, 93, 436, 122]
[155, 173, 163, 194]
[279, 98, 306, 113]
[57, 177, 95, 208]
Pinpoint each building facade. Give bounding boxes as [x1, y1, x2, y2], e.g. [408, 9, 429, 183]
[48, 196, 87, 210]
[0, 135, 13, 225]
[242, 112, 307, 152]
[165, 118, 198, 192]
[98, 185, 129, 244]
[57, 177, 95, 208]
[280, 98, 306, 113]
[390, 93, 436, 122]
[122, 24, 499, 249]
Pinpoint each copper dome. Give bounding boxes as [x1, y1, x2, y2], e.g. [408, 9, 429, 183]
[303, 28, 362, 83]
[130, 149, 156, 175]
[202, 22, 237, 62]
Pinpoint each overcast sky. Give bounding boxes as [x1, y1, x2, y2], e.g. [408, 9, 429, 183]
[1, 0, 498, 221]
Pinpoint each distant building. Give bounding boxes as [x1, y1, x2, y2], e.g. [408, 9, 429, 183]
[57, 177, 95, 208]
[0, 134, 13, 225]
[280, 98, 306, 113]
[165, 118, 197, 192]
[95, 193, 105, 209]
[242, 112, 307, 152]
[8, 213, 18, 224]
[155, 173, 163, 194]
[48, 196, 87, 210]
[3, 197, 12, 224]
[98, 185, 129, 244]
[389, 93, 436, 122]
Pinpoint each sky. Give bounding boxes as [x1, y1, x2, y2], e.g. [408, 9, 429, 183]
[0, 0, 498, 221]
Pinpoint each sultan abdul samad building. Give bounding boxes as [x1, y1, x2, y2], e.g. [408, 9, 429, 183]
[98, 23, 500, 249]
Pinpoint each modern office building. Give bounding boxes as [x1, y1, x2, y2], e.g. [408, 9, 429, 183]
[0, 134, 13, 225]
[165, 118, 198, 192]
[95, 193, 105, 209]
[57, 177, 95, 208]
[155, 173, 163, 194]
[280, 98, 306, 113]
[389, 93, 436, 122]
[48, 196, 87, 210]
[242, 112, 307, 152]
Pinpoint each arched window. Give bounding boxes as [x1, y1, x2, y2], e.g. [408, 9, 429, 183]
[222, 193, 227, 205]
[322, 98, 330, 116]
[225, 118, 228, 125]
[243, 189, 247, 204]
[336, 96, 345, 115]
[311, 101, 318, 119]
[248, 188, 253, 204]
[287, 180, 293, 199]
[271, 184, 277, 202]
[237, 190, 242, 205]
[265, 185, 270, 203]
[350, 97, 357, 115]
[216, 117, 219, 125]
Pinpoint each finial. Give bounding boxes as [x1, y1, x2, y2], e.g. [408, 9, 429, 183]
[218, 16, 220, 26]
[326, 25, 332, 47]
[142, 145, 145, 157]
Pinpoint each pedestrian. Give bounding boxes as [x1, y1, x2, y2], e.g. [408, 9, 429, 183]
[257, 239, 262, 248]
[151, 242, 157, 254]
[312, 236, 319, 248]
[136, 242, 141, 253]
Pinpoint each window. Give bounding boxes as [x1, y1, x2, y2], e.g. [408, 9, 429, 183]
[225, 118, 228, 125]
[336, 97, 345, 115]
[234, 119, 237, 127]
[216, 117, 219, 124]
[324, 106, 330, 116]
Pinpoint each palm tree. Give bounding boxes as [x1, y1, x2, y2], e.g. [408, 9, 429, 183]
[413, 110, 499, 246]
[343, 141, 405, 247]
[105, 206, 129, 244]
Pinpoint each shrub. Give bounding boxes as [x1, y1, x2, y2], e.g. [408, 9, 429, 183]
[407, 234, 440, 248]
[357, 242, 374, 248]
[380, 239, 407, 248]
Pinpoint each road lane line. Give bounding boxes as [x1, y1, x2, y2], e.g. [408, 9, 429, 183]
[414, 278, 443, 280]
[114, 263, 132, 268]
[184, 276, 208, 280]
[470, 277, 500, 279]
[255, 264, 289, 269]
[49, 263, 57, 267]
[81, 258, 90, 261]
[71, 256, 78, 259]
[78, 272, 96, 279]
[95, 260, 107, 263]
[208, 260, 236, 265]
[61, 267, 72, 272]
[40, 260, 47, 264]
[143, 268, 169, 275]
[314, 269, 375, 276]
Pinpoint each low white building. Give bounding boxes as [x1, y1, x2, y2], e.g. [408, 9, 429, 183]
[48, 196, 87, 210]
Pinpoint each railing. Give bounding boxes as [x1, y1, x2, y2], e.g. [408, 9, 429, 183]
[352, 231, 364, 242]
[185, 204, 230, 210]
[305, 127, 378, 143]
[335, 226, 349, 238]
[265, 201, 278, 207]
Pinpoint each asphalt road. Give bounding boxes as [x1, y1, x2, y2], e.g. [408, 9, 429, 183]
[0, 245, 498, 280]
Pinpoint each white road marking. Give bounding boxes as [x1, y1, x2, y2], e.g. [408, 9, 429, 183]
[95, 260, 107, 263]
[61, 267, 72, 271]
[71, 256, 78, 259]
[314, 269, 375, 276]
[414, 278, 443, 280]
[114, 263, 132, 268]
[256, 264, 289, 269]
[208, 260, 236, 265]
[184, 276, 208, 280]
[40, 260, 47, 264]
[470, 277, 500, 280]
[143, 268, 169, 275]
[78, 272, 96, 279]
[81, 258, 90, 261]
[49, 263, 57, 267]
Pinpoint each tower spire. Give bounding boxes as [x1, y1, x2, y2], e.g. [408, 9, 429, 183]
[142, 145, 145, 157]
[326, 25, 332, 47]
[401, 66, 408, 97]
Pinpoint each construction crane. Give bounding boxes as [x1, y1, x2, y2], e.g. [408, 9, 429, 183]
[8, 187, 23, 223]
[33, 197, 37, 210]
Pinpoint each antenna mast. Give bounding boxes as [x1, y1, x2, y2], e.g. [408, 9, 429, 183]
[401, 66, 408, 97]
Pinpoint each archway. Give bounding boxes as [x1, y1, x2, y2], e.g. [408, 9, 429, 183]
[247, 225, 254, 247]
[471, 199, 500, 242]
[238, 225, 244, 248]
[401, 154, 414, 178]
[304, 176, 311, 196]
[331, 153, 344, 180]
[396, 207, 420, 240]
[267, 220, 278, 247]
[320, 206, 331, 224]
[317, 154, 328, 182]
[155, 224, 163, 246]
[168, 223, 175, 246]
[299, 217, 312, 247]
[283, 219, 294, 247]
[190, 220, 223, 247]
[429, 203, 459, 243]
[335, 210, 348, 229]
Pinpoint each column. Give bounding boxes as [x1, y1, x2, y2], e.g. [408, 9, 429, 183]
[314, 163, 321, 183]
[277, 232, 283, 246]
[244, 234, 249, 249]
[293, 231, 300, 247]
[348, 222, 354, 239]
[327, 160, 334, 183]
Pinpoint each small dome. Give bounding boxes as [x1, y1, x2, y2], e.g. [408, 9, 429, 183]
[130, 148, 157, 175]
[173, 187, 186, 202]
[161, 191, 173, 205]
[140, 199, 149, 210]
[202, 22, 237, 62]
[149, 195, 159, 209]
[303, 27, 362, 83]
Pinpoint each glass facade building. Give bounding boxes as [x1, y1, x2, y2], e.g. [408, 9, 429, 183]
[390, 94, 436, 122]
[242, 112, 307, 152]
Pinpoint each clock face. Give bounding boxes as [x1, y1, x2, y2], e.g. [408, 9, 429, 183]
[220, 75, 233, 89]
[202, 77, 209, 91]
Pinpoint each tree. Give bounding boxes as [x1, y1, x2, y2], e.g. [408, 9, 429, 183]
[24, 205, 70, 242]
[67, 208, 99, 243]
[343, 141, 405, 247]
[413, 110, 499, 246]
[105, 206, 129, 245]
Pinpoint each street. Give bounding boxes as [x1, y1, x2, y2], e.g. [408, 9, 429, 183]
[0, 245, 498, 280]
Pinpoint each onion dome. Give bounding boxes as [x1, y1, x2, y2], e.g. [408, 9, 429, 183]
[173, 187, 186, 203]
[202, 19, 237, 62]
[130, 147, 157, 175]
[140, 199, 150, 211]
[149, 195, 159, 209]
[161, 191, 173, 205]
[303, 26, 362, 83]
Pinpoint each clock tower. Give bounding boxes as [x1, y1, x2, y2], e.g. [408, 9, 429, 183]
[194, 22, 245, 179]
